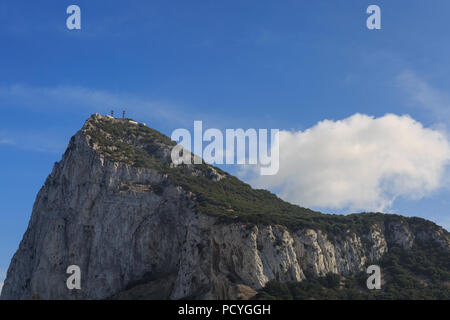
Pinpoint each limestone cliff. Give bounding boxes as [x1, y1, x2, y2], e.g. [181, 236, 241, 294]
[1, 114, 449, 300]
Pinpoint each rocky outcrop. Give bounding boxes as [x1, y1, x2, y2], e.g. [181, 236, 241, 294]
[1, 115, 449, 300]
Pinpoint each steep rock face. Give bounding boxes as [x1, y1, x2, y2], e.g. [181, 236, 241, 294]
[2, 115, 449, 300]
[1, 130, 186, 299]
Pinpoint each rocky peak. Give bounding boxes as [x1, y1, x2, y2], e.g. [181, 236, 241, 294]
[1, 115, 449, 300]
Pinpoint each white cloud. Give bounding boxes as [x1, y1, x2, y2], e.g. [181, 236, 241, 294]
[241, 113, 450, 212]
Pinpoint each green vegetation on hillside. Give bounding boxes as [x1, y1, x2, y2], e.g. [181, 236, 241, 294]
[254, 242, 450, 300]
[84, 117, 174, 168]
[84, 116, 448, 239]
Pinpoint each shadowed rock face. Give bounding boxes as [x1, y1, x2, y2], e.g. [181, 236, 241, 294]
[1, 114, 449, 300]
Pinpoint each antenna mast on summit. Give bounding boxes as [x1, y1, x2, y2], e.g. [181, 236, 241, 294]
[122, 110, 126, 119]
[111, 110, 114, 118]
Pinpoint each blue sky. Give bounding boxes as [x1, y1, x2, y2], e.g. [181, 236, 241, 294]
[1, 1, 450, 279]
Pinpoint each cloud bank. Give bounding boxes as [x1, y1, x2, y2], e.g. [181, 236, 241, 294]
[242, 113, 450, 212]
